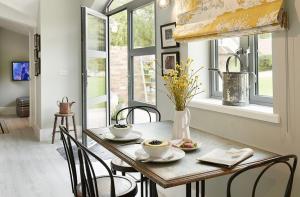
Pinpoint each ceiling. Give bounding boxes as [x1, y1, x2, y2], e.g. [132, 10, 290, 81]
[0, 0, 38, 34]
[0, 0, 39, 20]
[0, 0, 109, 35]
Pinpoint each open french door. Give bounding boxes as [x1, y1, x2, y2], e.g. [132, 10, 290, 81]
[81, 7, 109, 146]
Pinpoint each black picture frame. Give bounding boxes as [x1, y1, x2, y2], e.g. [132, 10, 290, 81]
[161, 52, 180, 76]
[35, 59, 41, 76]
[34, 34, 41, 51]
[160, 22, 180, 49]
[34, 49, 39, 62]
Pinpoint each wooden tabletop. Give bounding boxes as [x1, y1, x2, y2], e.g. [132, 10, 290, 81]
[84, 121, 279, 188]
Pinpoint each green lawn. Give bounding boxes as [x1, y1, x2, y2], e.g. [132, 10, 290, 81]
[87, 76, 106, 108]
[258, 71, 273, 97]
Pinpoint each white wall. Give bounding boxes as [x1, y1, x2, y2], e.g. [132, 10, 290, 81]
[156, 0, 300, 196]
[155, 1, 178, 119]
[37, 0, 82, 140]
[0, 27, 29, 114]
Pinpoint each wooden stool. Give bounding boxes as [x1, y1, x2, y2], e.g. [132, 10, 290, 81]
[52, 112, 77, 144]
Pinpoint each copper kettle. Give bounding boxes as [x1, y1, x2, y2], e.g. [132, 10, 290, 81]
[57, 97, 75, 114]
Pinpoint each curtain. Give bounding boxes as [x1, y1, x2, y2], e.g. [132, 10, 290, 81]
[174, 0, 287, 42]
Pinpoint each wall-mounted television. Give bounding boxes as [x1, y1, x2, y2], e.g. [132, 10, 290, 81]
[12, 61, 30, 81]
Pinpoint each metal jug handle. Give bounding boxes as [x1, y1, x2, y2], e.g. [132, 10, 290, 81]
[62, 97, 69, 103]
[226, 54, 243, 72]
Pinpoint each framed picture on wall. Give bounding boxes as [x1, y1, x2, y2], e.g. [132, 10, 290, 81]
[35, 59, 41, 76]
[34, 49, 39, 62]
[161, 52, 180, 76]
[160, 22, 180, 49]
[34, 34, 40, 50]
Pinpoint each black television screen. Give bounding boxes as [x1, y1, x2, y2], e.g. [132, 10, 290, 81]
[12, 61, 30, 81]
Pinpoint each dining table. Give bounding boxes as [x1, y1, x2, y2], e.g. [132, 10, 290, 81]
[83, 121, 279, 197]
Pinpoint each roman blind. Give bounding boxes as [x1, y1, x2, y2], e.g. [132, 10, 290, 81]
[173, 0, 287, 42]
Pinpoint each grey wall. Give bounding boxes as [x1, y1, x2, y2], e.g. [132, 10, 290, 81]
[0, 27, 29, 108]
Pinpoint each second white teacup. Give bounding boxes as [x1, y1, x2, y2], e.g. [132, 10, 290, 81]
[109, 124, 132, 138]
[142, 139, 171, 158]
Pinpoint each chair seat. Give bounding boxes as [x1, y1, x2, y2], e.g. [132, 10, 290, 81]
[111, 157, 137, 173]
[77, 175, 137, 197]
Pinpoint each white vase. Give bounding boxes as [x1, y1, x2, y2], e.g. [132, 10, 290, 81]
[172, 108, 191, 140]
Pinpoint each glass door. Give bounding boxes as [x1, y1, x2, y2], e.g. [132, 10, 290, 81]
[130, 2, 156, 123]
[82, 7, 108, 146]
[108, 1, 157, 125]
[109, 10, 129, 124]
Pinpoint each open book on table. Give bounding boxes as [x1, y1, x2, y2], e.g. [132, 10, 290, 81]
[197, 148, 254, 168]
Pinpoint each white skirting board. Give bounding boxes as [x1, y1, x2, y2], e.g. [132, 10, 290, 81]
[0, 107, 16, 115]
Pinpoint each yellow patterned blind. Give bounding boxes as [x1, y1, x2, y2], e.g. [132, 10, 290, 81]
[174, 0, 287, 42]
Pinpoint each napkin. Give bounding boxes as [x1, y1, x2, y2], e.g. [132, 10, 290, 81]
[197, 148, 254, 168]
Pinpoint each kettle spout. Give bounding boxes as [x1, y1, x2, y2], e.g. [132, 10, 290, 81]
[70, 101, 76, 107]
[208, 68, 223, 79]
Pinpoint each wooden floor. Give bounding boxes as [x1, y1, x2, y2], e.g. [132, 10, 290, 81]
[0, 116, 174, 197]
[0, 116, 73, 197]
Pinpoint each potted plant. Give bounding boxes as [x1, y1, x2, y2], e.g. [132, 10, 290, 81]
[162, 58, 203, 139]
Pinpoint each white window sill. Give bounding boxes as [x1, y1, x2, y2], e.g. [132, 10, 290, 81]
[188, 99, 280, 124]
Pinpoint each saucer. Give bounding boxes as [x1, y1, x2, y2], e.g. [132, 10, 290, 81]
[135, 147, 185, 163]
[103, 131, 142, 142]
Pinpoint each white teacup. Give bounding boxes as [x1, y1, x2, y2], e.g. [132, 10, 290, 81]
[142, 140, 171, 158]
[109, 124, 132, 138]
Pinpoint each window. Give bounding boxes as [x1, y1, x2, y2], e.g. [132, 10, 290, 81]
[210, 33, 273, 106]
[132, 3, 155, 48]
[109, 10, 129, 122]
[131, 3, 156, 106]
[133, 55, 156, 105]
[256, 33, 273, 97]
[108, 0, 156, 123]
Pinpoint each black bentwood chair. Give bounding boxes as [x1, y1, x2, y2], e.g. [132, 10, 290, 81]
[111, 106, 161, 197]
[227, 155, 297, 197]
[60, 126, 138, 197]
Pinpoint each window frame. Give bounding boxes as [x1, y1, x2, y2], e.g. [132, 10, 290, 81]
[249, 35, 273, 106]
[210, 35, 273, 106]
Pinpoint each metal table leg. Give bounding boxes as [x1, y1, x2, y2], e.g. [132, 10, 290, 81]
[146, 179, 148, 197]
[141, 174, 144, 197]
[201, 180, 205, 197]
[186, 183, 192, 197]
[196, 181, 200, 197]
[149, 181, 158, 197]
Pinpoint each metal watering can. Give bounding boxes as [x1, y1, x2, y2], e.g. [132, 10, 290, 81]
[57, 97, 76, 114]
[209, 54, 256, 106]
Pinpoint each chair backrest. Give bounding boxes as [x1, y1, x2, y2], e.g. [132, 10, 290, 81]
[60, 126, 116, 197]
[116, 106, 161, 124]
[60, 126, 78, 195]
[227, 155, 297, 197]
